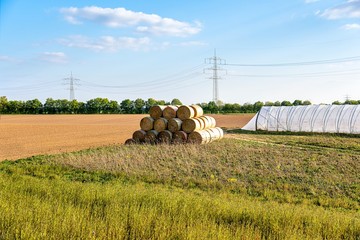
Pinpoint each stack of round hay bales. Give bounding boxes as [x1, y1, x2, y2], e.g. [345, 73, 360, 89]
[125, 104, 224, 145]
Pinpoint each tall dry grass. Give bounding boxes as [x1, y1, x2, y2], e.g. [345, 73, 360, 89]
[52, 138, 360, 209]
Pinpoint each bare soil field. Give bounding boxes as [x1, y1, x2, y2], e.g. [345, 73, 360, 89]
[0, 114, 254, 160]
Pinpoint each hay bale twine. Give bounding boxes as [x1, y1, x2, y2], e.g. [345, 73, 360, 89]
[132, 130, 146, 142]
[124, 138, 136, 145]
[182, 118, 202, 133]
[177, 105, 195, 120]
[149, 105, 166, 119]
[190, 105, 203, 118]
[172, 131, 188, 144]
[140, 116, 154, 131]
[144, 130, 159, 144]
[168, 118, 182, 132]
[154, 118, 168, 132]
[163, 106, 178, 119]
[158, 130, 173, 144]
[188, 130, 211, 144]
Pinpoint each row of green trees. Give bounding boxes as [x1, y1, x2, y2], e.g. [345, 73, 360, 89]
[0, 96, 359, 114]
[0, 96, 182, 114]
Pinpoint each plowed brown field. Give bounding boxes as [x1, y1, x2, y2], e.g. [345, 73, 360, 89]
[0, 114, 254, 160]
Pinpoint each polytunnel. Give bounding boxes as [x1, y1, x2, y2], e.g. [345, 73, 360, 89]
[242, 105, 360, 134]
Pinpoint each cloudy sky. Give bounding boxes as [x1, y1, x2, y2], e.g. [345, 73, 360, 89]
[1, 0, 360, 104]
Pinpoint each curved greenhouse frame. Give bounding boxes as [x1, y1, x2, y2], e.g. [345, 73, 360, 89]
[242, 105, 360, 134]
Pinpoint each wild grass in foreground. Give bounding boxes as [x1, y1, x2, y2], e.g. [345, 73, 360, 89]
[0, 134, 359, 239]
[0, 169, 359, 239]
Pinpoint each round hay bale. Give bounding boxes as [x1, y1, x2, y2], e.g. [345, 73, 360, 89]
[149, 105, 166, 119]
[163, 106, 178, 119]
[182, 118, 202, 133]
[158, 130, 172, 144]
[140, 116, 154, 131]
[198, 117, 207, 129]
[177, 105, 195, 120]
[190, 105, 203, 118]
[132, 130, 146, 142]
[168, 118, 182, 132]
[124, 138, 136, 145]
[172, 131, 187, 144]
[188, 130, 211, 144]
[199, 116, 209, 128]
[205, 129, 217, 143]
[200, 116, 216, 129]
[208, 116, 217, 128]
[145, 130, 159, 144]
[211, 127, 224, 139]
[154, 118, 168, 132]
[197, 117, 205, 130]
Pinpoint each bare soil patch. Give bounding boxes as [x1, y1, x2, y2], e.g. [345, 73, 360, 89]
[0, 114, 254, 160]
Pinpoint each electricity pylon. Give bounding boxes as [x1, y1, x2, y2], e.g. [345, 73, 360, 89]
[204, 50, 226, 105]
[63, 72, 80, 101]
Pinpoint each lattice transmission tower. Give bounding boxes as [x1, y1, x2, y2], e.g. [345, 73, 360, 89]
[63, 72, 80, 101]
[204, 50, 226, 104]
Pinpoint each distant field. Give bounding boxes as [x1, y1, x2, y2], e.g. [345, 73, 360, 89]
[0, 114, 254, 160]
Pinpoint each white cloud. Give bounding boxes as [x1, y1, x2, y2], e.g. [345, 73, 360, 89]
[342, 23, 360, 29]
[177, 41, 207, 47]
[0, 55, 22, 63]
[40, 52, 68, 63]
[60, 6, 202, 37]
[305, 0, 320, 3]
[321, 0, 360, 19]
[0, 55, 12, 62]
[59, 35, 151, 52]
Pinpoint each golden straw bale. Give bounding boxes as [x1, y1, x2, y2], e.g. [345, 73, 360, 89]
[168, 118, 182, 132]
[149, 105, 166, 119]
[132, 130, 146, 142]
[187, 130, 211, 144]
[158, 130, 173, 144]
[190, 105, 204, 118]
[172, 131, 187, 144]
[163, 106, 178, 119]
[182, 118, 202, 133]
[144, 130, 159, 144]
[154, 118, 168, 132]
[177, 105, 195, 120]
[124, 138, 136, 145]
[140, 117, 154, 131]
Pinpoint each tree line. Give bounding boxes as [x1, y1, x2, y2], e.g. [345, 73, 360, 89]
[0, 97, 183, 114]
[0, 96, 359, 114]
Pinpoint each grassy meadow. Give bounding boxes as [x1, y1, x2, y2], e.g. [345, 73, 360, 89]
[0, 131, 359, 239]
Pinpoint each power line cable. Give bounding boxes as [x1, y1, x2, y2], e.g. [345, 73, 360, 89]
[225, 56, 360, 67]
[0, 80, 61, 90]
[79, 72, 204, 95]
[227, 69, 360, 78]
[81, 72, 203, 90]
[80, 64, 206, 89]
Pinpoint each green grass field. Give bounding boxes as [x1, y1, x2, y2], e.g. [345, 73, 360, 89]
[0, 131, 359, 239]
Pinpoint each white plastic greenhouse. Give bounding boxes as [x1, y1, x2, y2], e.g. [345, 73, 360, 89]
[242, 105, 360, 134]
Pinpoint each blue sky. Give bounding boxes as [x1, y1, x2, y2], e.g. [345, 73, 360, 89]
[1, 0, 360, 104]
